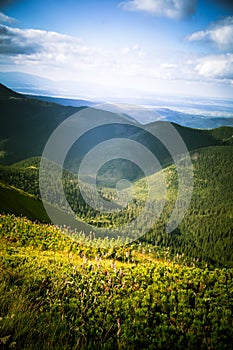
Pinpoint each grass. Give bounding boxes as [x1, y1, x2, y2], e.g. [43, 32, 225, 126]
[0, 214, 233, 349]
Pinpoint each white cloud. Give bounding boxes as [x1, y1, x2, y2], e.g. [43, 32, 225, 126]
[195, 54, 233, 80]
[0, 22, 148, 84]
[187, 16, 233, 86]
[0, 23, 99, 65]
[0, 14, 232, 99]
[119, 0, 197, 19]
[187, 16, 233, 52]
[0, 11, 16, 24]
[0, 23, 206, 88]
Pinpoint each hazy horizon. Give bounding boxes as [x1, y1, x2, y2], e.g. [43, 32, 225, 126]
[0, 0, 233, 101]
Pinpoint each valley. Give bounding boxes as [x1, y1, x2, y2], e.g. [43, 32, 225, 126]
[0, 83, 233, 349]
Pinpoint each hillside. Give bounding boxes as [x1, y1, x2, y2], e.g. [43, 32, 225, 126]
[0, 83, 232, 177]
[142, 145, 233, 267]
[0, 84, 233, 349]
[0, 83, 22, 100]
[0, 83, 81, 164]
[0, 181, 50, 222]
[208, 126, 233, 144]
[0, 143, 232, 267]
[0, 84, 138, 168]
[0, 83, 232, 266]
[0, 214, 232, 350]
[25, 95, 233, 129]
[0, 179, 97, 233]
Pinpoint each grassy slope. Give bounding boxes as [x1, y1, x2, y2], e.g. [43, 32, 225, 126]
[0, 214, 233, 350]
[0, 144, 232, 266]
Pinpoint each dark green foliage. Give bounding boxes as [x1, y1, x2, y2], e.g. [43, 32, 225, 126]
[144, 145, 233, 267]
[209, 126, 233, 144]
[1, 83, 233, 349]
[0, 84, 80, 164]
[1, 144, 232, 267]
[0, 181, 50, 222]
[0, 181, 89, 230]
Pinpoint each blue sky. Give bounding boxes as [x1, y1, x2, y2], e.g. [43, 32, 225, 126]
[0, 0, 233, 100]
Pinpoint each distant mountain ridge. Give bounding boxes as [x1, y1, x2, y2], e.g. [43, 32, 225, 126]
[1, 70, 233, 129]
[27, 95, 233, 129]
[0, 83, 233, 179]
[0, 71, 58, 96]
[26, 94, 98, 108]
[154, 107, 233, 129]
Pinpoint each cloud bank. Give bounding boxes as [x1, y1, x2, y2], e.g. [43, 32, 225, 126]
[0, 9, 232, 99]
[0, 24, 84, 56]
[188, 16, 233, 52]
[195, 54, 233, 80]
[119, 0, 197, 19]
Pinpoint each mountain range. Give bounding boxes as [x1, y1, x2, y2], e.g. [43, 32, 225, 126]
[0, 82, 233, 266]
[0, 82, 232, 170]
[1, 71, 233, 129]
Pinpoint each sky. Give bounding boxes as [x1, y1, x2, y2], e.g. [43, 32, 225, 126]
[0, 0, 233, 100]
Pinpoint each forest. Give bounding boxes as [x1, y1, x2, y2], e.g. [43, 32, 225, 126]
[0, 144, 232, 267]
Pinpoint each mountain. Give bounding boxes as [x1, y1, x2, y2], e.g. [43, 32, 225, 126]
[0, 142, 233, 266]
[1, 72, 233, 129]
[0, 83, 80, 164]
[0, 82, 233, 266]
[1, 83, 232, 173]
[0, 71, 123, 100]
[0, 83, 232, 350]
[24, 96, 233, 129]
[0, 83, 22, 99]
[0, 83, 140, 166]
[141, 145, 233, 267]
